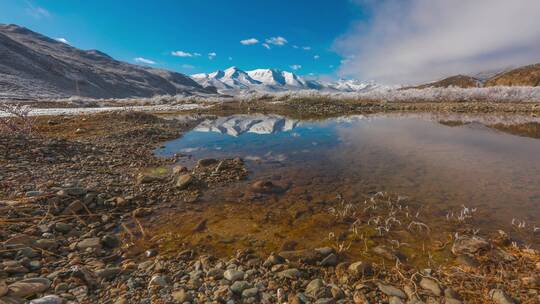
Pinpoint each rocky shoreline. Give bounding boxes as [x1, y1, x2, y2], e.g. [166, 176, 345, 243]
[1, 112, 539, 304]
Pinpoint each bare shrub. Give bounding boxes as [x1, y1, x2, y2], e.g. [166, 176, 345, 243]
[0, 103, 35, 137]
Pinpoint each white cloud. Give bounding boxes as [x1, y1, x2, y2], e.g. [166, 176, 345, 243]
[293, 45, 299, 49]
[335, 0, 540, 84]
[181, 64, 195, 69]
[208, 52, 217, 60]
[302, 46, 312, 51]
[314, 55, 320, 60]
[266, 36, 288, 46]
[290, 64, 302, 70]
[26, 2, 50, 19]
[262, 43, 271, 50]
[55, 38, 69, 44]
[134, 57, 156, 65]
[240, 38, 259, 45]
[228, 56, 233, 61]
[171, 51, 197, 57]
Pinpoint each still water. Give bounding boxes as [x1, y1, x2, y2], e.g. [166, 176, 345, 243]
[154, 113, 540, 256]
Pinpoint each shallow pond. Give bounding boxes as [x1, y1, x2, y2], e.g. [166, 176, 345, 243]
[152, 113, 540, 262]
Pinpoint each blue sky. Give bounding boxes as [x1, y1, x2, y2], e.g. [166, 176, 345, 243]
[0, 0, 363, 77]
[2, 1, 539, 84]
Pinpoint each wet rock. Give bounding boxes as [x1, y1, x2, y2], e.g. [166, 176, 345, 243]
[377, 283, 406, 299]
[251, 180, 283, 194]
[77, 237, 102, 251]
[419, 278, 442, 296]
[7, 278, 51, 298]
[348, 261, 372, 277]
[451, 236, 489, 255]
[320, 253, 338, 267]
[29, 295, 63, 304]
[278, 268, 302, 279]
[224, 269, 244, 282]
[176, 174, 193, 190]
[488, 289, 515, 304]
[230, 281, 250, 294]
[172, 289, 192, 302]
[198, 158, 218, 167]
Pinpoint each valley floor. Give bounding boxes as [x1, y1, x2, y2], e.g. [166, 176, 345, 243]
[0, 108, 539, 304]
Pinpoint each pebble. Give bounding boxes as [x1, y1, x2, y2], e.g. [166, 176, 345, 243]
[148, 275, 169, 288]
[278, 268, 302, 279]
[77, 237, 102, 251]
[0, 280, 7, 297]
[320, 253, 338, 266]
[419, 278, 442, 296]
[377, 283, 406, 299]
[230, 281, 250, 294]
[176, 174, 193, 189]
[7, 278, 51, 298]
[451, 236, 489, 255]
[223, 269, 244, 282]
[172, 289, 192, 302]
[489, 289, 515, 304]
[305, 279, 325, 298]
[242, 287, 259, 298]
[348, 261, 372, 276]
[29, 295, 63, 304]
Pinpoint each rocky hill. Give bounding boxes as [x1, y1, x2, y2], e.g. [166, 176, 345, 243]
[412, 75, 481, 89]
[485, 63, 540, 87]
[0, 24, 215, 99]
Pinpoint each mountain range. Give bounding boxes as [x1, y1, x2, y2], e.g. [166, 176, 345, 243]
[191, 67, 387, 94]
[0, 24, 215, 99]
[1, 23, 540, 99]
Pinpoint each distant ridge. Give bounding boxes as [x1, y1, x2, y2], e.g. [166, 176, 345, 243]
[0, 24, 216, 99]
[191, 67, 387, 93]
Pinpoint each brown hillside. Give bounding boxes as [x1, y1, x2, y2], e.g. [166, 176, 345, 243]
[411, 75, 480, 89]
[485, 63, 540, 87]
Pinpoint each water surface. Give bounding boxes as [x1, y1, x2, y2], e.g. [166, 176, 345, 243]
[154, 113, 540, 257]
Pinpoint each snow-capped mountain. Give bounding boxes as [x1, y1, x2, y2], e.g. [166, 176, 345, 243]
[194, 114, 299, 137]
[191, 67, 384, 93]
